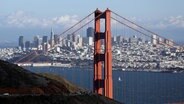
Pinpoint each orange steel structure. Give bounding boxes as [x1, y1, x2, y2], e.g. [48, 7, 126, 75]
[94, 9, 113, 99]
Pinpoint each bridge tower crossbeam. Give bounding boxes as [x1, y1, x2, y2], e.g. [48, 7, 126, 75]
[94, 9, 113, 99]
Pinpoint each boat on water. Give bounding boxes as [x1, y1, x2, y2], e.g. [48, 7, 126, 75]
[122, 68, 126, 71]
[118, 77, 122, 81]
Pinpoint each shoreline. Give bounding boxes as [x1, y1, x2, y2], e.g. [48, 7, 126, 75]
[16, 62, 184, 73]
[16, 62, 184, 69]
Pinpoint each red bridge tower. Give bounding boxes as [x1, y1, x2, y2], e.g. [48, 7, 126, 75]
[94, 9, 113, 99]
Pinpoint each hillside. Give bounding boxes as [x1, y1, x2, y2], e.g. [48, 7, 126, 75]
[0, 60, 79, 94]
[0, 60, 122, 104]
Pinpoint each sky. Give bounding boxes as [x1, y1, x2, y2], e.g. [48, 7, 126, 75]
[0, 0, 184, 43]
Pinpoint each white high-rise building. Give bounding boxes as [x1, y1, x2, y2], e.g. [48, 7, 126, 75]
[112, 36, 117, 44]
[58, 37, 63, 47]
[152, 34, 157, 45]
[88, 37, 93, 46]
[78, 36, 83, 47]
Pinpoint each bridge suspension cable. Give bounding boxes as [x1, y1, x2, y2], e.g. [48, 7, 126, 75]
[59, 11, 94, 38]
[24, 51, 39, 63]
[111, 17, 175, 47]
[15, 51, 36, 63]
[49, 11, 95, 51]
[51, 10, 107, 50]
[111, 11, 173, 42]
[111, 10, 179, 47]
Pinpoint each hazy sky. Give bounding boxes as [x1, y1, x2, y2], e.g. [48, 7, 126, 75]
[0, 0, 184, 42]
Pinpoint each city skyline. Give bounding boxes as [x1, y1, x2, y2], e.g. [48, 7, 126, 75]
[0, 0, 184, 42]
[0, 2, 184, 103]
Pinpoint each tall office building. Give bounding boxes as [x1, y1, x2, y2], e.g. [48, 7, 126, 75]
[25, 41, 30, 51]
[86, 27, 94, 37]
[78, 36, 83, 47]
[42, 36, 48, 52]
[18, 36, 24, 50]
[33, 36, 39, 49]
[50, 28, 54, 48]
[54, 34, 59, 44]
[42, 36, 48, 44]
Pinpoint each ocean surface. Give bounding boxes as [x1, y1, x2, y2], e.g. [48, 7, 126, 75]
[25, 67, 184, 104]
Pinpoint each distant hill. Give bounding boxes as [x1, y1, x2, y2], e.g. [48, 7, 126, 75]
[0, 60, 78, 94]
[0, 60, 122, 104]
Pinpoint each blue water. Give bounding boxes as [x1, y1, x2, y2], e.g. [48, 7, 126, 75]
[25, 67, 184, 104]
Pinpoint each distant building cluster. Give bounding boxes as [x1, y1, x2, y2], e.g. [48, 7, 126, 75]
[1, 26, 182, 69]
[111, 34, 174, 47]
[18, 27, 95, 52]
[18, 28, 56, 52]
[18, 26, 174, 54]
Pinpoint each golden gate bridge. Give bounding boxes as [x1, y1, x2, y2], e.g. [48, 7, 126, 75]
[14, 8, 179, 99]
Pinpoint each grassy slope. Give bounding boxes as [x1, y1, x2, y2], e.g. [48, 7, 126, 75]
[40, 73, 82, 93]
[0, 60, 122, 104]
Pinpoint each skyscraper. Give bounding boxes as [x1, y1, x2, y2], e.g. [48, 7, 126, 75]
[78, 36, 83, 47]
[34, 36, 39, 49]
[42, 36, 48, 52]
[86, 27, 94, 37]
[54, 34, 59, 44]
[42, 36, 48, 44]
[50, 28, 54, 48]
[25, 41, 30, 51]
[18, 36, 24, 50]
